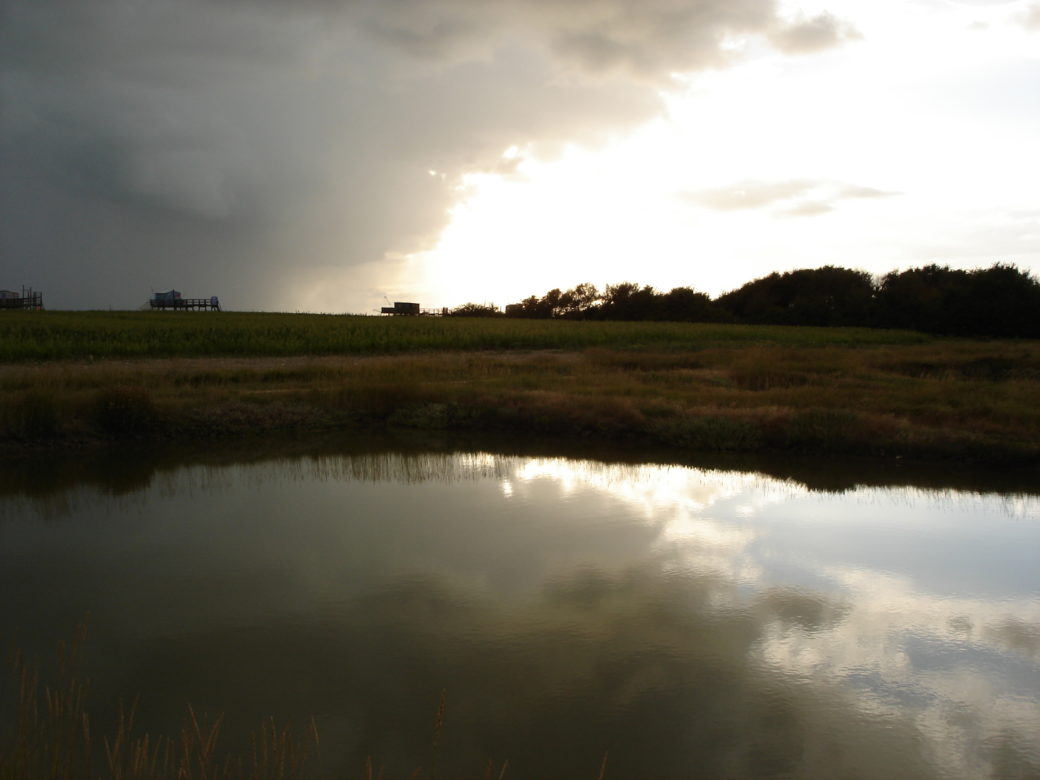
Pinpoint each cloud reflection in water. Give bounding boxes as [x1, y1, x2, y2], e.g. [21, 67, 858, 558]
[0, 450, 1037, 777]
[500, 456, 1040, 778]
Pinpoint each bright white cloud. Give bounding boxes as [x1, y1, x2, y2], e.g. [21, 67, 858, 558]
[1020, 3, 1040, 29]
[680, 179, 896, 213]
[408, 0, 1040, 306]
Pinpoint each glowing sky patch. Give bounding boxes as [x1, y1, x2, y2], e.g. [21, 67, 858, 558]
[2, 0, 1038, 310]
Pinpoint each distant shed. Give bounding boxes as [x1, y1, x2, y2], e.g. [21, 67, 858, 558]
[381, 301, 421, 316]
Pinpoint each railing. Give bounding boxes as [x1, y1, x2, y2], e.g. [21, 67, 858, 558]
[0, 293, 43, 311]
[150, 298, 221, 311]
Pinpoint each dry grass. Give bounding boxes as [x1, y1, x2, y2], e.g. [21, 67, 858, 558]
[1, 337, 1039, 465]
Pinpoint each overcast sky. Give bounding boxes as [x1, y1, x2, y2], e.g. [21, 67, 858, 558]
[2, 0, 1039, 312]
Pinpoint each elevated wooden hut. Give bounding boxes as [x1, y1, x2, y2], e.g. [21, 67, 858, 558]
[150, 290, 221, 310]
[0, 288, 43, 310]
[380, 301, 421, 316]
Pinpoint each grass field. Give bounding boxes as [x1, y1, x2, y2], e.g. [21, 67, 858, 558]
[0, 311, 930, 361]
[1, 312, 1038, 467]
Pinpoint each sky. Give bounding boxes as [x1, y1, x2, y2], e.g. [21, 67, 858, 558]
[2, 0, 1039, 313]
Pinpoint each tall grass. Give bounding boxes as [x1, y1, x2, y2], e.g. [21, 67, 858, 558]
[0, 312, 931, 362]
[0, 627, 326, 780]
[1, 632, 577, 780]
[1, 314, 1037, 466]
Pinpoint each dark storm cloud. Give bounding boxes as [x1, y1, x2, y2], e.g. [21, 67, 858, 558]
[0, 0, 858, 310]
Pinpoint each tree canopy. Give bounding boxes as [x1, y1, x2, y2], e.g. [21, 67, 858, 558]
[488, 263, 1039, 338]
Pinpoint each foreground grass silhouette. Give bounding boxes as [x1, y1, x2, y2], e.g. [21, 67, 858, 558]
[1, 624, 320, 780]
[1, 627, 606, 780]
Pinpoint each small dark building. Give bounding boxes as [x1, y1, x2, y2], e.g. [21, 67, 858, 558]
[152, 289, 182, 303]
[381, 301, 421, 316]
[150, 290, 220, 310]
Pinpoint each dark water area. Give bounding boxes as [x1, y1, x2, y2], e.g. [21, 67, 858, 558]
[1, 437, 1038, 778]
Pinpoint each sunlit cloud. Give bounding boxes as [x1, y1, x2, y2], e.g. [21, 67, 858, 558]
[348, 0, 858, 79]
[1020, 3, 1040, 29]
[768, 11, 862, 53]
[775, 200, 834, 217]
[681, 179, 819, 210]
[680, 179, 898, 217]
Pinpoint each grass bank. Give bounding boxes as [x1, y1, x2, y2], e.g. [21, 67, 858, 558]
[1, 313, 1038, 467]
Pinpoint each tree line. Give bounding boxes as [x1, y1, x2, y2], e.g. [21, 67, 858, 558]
[446, 263, 1040, 338]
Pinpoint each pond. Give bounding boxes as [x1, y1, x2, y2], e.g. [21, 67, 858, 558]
[1, 441, 1038, 778]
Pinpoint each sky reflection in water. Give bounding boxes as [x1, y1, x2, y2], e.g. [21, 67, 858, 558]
[504, 458, 1040, 778]
[1, 452, 1037, 778]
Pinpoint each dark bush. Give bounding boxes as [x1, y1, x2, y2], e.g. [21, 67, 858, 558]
[93, 387, 161, 436]
[7, 391, 59, 440]
[717, 266, 875, 327]
[446, 303, 503, 317]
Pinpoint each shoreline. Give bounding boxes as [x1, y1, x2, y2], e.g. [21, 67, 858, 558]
[3, 346, 1038, 470]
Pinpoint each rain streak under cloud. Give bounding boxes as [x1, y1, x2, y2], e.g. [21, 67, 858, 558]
[2, 0, 1039, 311]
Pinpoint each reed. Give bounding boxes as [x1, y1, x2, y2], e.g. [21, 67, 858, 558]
[2, 625, 92, 779]
[1, 316, 1038, 466]
[2, 635, 588, 780]
[1, 627, 320, 780]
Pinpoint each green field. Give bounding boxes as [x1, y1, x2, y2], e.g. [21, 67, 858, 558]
[0, 311, 930, 361]
[1, 312, 1038, 467]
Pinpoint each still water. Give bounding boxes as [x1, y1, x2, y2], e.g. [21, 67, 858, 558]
[1, 445, 1038, 778]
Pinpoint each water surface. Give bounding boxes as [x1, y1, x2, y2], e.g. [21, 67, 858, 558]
[1, 446, 1038, 778]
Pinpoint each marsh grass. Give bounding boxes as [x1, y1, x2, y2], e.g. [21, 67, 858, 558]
[93, 389, 162, 438]
[2, 624, 92, 780]
[3, 391, 59, 440]
[1, 315, 1038, 465]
